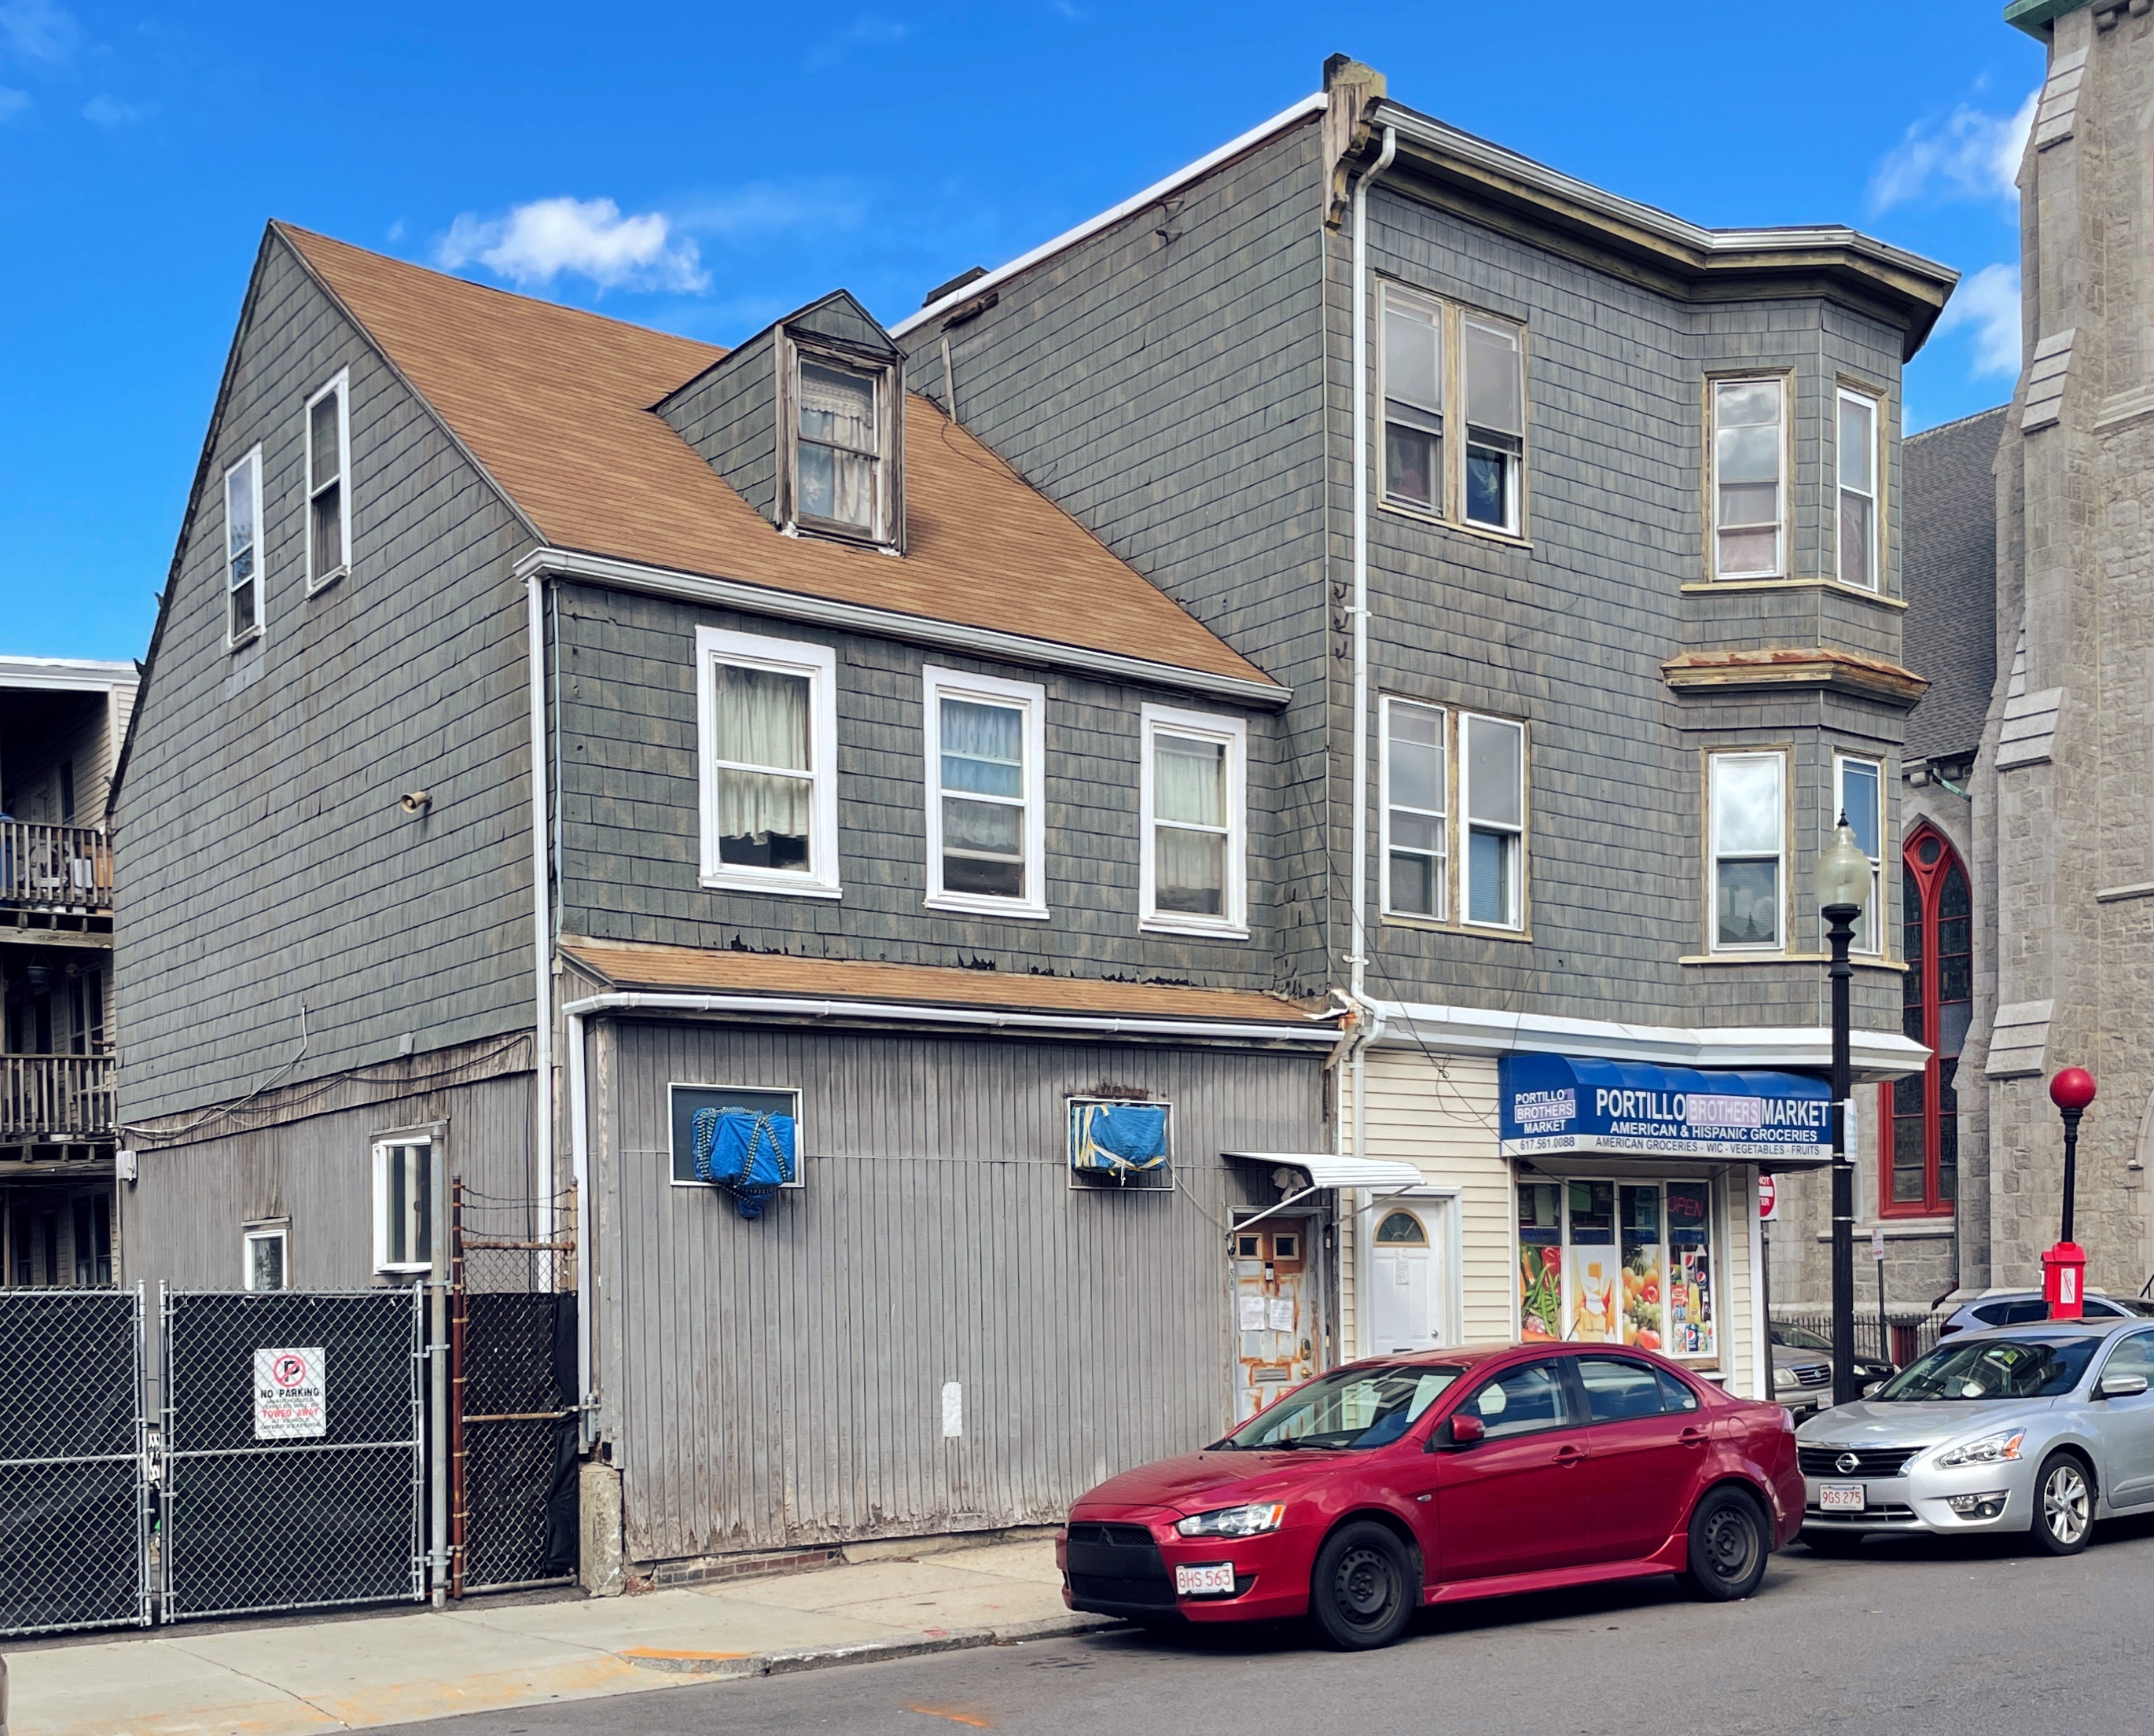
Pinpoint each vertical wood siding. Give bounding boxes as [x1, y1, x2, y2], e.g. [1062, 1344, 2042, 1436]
[594, 1021, 1320, 1562]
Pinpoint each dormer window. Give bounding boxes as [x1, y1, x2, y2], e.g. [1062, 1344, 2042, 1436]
[782, 334, 901, 547]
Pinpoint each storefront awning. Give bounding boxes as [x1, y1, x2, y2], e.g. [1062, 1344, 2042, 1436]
[1223, 1152, 1427, 1190]
[1498, 1054, 1834, 1168]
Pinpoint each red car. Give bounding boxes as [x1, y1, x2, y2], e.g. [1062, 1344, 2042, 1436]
[1059, 1342, 1803, 1650]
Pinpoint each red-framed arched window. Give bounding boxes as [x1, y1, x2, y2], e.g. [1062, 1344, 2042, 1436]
[1882, 823, 1969, 1216]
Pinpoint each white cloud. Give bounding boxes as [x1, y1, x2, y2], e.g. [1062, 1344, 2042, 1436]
[82, 94, 153, 128]
[0, 0, 75, 64]
[1937, 263, 2024, 377]
[672, 180, 867, 239]
[1870, 89, 2037, 211]
[436, 196, 708, 294]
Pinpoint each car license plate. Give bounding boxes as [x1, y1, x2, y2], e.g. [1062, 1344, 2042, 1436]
[1819, 1483, 1865, 1513]
[1175, 1562, 1236, 1596]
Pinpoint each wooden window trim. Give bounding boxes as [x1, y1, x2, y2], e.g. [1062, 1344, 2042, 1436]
[1380, 695, 1448, 922]
[1707, 371, 1792, 583]
[1139, 702, 1248, 940]
[1833, 752, 1885, 957]
[921, 664, 1048, 921]
[303, 369, 351, 594]
[776, 332, 904, 551]
[1458, 710, 1527, 932]
[222, 445, 264, 651]
[1373, 278, 1531, 540]
[1704, 747, 1792, 955]
[1836, 386, 1882, 594]
[694, 625, 842, 900]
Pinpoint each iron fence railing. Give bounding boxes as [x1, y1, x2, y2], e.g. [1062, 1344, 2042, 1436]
[0, 1053, 117, 1142]
[1772, 1307, 1952, 1370]
[0, 822, 113, 911]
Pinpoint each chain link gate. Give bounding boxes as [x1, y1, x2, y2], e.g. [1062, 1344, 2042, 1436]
[0, 1287, 149, 1637]
[450, 1185, 579, 1595]
[163, 1289, 426, 1621]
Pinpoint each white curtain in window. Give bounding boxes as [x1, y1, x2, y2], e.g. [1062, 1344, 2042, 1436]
[1154, 735, 1224, 826]
[1155, 735, 1226, 910]
[939, 699, 1023, 796]
[716, 664, 813, 842]
[799, 362, 876, 528]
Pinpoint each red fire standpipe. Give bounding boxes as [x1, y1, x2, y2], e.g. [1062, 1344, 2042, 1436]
[2045, 1068, 2097, 1321]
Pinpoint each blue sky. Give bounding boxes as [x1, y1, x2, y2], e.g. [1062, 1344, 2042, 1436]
[0, 0, 2042, 660]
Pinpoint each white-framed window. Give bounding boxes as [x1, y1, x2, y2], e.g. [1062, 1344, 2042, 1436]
[784, 339, 899, 545]
[223, 447, 263, 647]
[243, 1221, 289, 1292]
[1140, 704, 1248, 937]
[1711, 377, 1785, 579]
[1708, 751, 1787, 951]
[695, 625, 840, 899]
[1380, 284, 1444, 515]
[304, 370, 351, 590]
[922, 665, 1046, 919]
[1835, 753, 1884, 953]
[1462, 316, 1525, 534]
[1381, 697, 1447, 920]
[1461, 712, 1525, 929]
[371, 1137, 432, 1274]
[668, 1084, 804, 1189]
[1837, 388, 1880, 590]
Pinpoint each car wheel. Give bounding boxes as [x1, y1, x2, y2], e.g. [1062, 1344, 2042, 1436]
[1681, 1486, 1770, 1601]
[1802, 1528, 1865, 1558]
[2031, 1451, 2093, 1555]
[1307, 1520, 1417, 1651]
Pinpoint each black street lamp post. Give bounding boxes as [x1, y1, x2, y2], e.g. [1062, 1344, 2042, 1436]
[1813, 816, 1873, 1408]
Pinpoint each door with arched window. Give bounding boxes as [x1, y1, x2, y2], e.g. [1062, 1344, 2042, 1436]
[1884, 824, 1970, 1216]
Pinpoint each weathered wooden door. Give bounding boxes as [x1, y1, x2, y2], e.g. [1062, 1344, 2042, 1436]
[1232, 1220, 1317, 1421]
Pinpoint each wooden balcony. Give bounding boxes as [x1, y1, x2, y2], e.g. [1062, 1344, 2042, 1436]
[0, 823, 113, 913]
[0, 1054, 116, 1143]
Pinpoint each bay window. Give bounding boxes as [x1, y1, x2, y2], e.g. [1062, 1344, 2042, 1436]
[1711, 377, 1785, 579]
[1461, 712, 1524, 929]
[1835, 754, 1884, 953]
[1380, 697, 1446, 919]
[1837, 389, 1880, 590]
[223, 447, 263, 646]
[924, 665, 1046, 918]
[1708, 750, 1785, 951]
[1141, 704, 1247, 936]
[696, 626, 840, 897]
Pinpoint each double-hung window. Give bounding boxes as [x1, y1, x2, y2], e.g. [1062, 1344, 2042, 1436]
[1462, 318, 1525, 534]
[1380, 286, 1444, 514]
[1380, 697, 1446, 919]
[223, 447, 263, 647]
[696, 626, 840, 897]
[372, 1138, 432, 1274]
[304, 370, 351, 589]
[923, 665, 1046, 918]
[785, 338, 899, 546]
[1837, 389, 1880, 590]
[1461, 712, 1525, 929]
[1834, 754, 1884, 953]
[1141, 704, 1247, 936]
[1711, 377, 1785, 579]
[1708, 751, 1786, 951]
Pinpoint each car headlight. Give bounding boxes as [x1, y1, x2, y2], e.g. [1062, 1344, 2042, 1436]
[1932, 1429, 2026, 1469]
[1174, 1502, 1286, 1538]
[1774, 1366, 1797, 1387]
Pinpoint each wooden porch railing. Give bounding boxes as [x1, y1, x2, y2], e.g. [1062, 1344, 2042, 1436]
[0, 822, 113, 911]
[0, 1054, 116, 1141]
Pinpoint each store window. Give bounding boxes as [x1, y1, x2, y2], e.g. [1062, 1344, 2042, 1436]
[1516, 1177, 1715, 1361]
[1885, 824, 1968, 1216]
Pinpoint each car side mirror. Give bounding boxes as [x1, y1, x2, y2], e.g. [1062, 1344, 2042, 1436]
[1444, 1413, 1486, 1447]
[2101, 1372, 2149, 1399]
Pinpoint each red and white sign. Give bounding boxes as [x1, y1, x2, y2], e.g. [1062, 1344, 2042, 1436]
[1758, 1173, 1779, 1223]
[253, 1346, 326, 1440]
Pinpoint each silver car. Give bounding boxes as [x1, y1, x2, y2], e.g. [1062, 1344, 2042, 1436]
[1796, 1319, 2154, 1555]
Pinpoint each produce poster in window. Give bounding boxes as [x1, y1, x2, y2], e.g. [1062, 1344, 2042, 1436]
[1566, 1179, 1618, 1343]
[1619, 1184, 1665, 1353]
[1665, 1181, 1715, 1359]
[1517, 1182, 1563, 1341]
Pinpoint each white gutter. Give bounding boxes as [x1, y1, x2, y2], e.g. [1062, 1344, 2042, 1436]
[524, 575, 555, 1223]
[1367, 997, 1930, 1083]
[893, 93, 1329, 339]
[513, 547, 1289, 711]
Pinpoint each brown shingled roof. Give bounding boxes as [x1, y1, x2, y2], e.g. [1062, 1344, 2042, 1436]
[276, 225, 1271, 690]
[561, 936, 1329, 1028]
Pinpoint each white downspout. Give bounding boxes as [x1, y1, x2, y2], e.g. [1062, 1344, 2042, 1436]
[524, 573, 555, 1229]
[568, 1009, 594, 1446]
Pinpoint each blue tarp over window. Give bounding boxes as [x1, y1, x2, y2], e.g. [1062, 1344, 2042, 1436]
[1498, 1053, 1832, 1165]
[692, 1108, 798, 1218]
[1071, 1102, 1169, 1174]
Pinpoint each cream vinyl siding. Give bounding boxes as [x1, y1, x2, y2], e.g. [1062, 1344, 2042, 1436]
[1722, 1166, 1760, 1402]
[1337, 1049, 1513, 1352]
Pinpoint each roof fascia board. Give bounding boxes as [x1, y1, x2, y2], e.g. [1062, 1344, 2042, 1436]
[1369, 997, 1929, 1083]
[891, 93, 1328, 339]
[0, 659, 137, 693]
[517, 546, 1291, 708]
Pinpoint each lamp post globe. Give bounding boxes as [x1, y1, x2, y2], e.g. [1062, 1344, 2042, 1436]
[1812, 819, 1873, 916]
[1814, 814, 1867, 1406]
[2050, 1068, 2097, 1114]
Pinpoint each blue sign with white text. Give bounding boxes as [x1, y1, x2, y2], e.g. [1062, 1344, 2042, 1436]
[1498, 1054, 1832, 1162]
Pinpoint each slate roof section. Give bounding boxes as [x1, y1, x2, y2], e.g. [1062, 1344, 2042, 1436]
[1902, 405, 2006, 763]
[275, 224, 1274, 693]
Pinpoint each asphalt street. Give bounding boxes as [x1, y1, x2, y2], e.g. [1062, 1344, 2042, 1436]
[398, 1516, 2154, 1736]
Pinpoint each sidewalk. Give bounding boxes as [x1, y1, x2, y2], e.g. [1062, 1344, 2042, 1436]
[5, 1538, 1111, 1736]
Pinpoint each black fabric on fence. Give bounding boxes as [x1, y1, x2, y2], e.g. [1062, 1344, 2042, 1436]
[458, 1290, 579, 1588]
[0, 1290, 137, 1460]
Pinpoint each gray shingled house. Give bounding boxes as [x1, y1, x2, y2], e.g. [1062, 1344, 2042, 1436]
[112, 57, 1953, 1579]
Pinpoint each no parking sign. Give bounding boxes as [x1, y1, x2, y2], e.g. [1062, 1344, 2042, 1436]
[253, 1347, 326, 1440]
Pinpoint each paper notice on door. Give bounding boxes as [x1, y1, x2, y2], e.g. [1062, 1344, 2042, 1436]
[1237, 1296, 1267, 1332]
[1267, 1297, 1295, 1333]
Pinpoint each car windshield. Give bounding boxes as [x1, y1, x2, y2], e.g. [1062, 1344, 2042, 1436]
[1873, 1335, 2099, 1402]
[1218, 1363, 1465, 1451]
[1774, 1323, 1832, 1354]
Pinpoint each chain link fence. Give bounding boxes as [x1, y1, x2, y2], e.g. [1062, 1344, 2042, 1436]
[163, 1289, 425, 1622]
[452, 1186, 578, 1594]
[0, 1288, 148, 1637]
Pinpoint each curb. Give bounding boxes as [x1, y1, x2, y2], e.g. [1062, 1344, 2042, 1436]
[622, 1613, 1128, 1682]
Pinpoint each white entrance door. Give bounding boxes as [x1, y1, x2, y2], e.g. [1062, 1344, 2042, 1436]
[1367, 1205, 1439, 1353]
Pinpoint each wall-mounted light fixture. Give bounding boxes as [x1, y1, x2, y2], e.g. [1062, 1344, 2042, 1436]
[399, 790, 432, 816]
